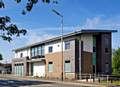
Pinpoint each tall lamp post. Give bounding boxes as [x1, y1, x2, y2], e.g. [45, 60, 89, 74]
[52, 9, 64, 81]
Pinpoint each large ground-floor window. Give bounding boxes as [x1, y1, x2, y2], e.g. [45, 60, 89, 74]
[48, 62, 53, 72]
[14, 63, 24, 76]
[64, 60, 71, 72]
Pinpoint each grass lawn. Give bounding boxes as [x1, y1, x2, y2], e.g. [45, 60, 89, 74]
[101, 80, 120, 85]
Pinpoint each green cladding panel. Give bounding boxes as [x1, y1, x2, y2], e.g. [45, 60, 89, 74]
[92, 53, 96, 65]
[92, 36, 96, 65]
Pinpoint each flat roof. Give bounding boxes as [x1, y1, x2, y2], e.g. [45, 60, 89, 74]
[13, 29, 117, 51]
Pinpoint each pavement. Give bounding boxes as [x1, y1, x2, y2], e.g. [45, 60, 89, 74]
[0, 74, 118, 87]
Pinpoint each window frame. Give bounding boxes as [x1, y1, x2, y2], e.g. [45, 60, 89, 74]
[105, 48, 109, 53]
[31, 45, 45, 57]
[20, 53, 23, 58]
[64, 60, 71, 72]
[48, 62, 53, 72]
[65, 41, 70, 50]
[48, 46, 53, 53]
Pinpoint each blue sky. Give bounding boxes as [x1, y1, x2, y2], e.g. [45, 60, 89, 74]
[0, 0, 120, 63]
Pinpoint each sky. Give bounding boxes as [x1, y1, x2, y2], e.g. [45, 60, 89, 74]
[0, 0, 120, 63]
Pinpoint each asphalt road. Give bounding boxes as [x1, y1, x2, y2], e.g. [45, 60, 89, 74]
[0, 78, 90, 87]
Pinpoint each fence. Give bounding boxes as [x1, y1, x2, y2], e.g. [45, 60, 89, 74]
[76, 74, 120, 83]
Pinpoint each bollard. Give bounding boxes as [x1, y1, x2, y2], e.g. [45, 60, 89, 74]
[107, 75, 109, 83]
[107, 75, 109, 86]
[89, 74, 91, 82]
[110, 76, 113, 83]
[98, 77, 100, 83]
[93, 74, 95, 82]
[98, 75, 100, 83]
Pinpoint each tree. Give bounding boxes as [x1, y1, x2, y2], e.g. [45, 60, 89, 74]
[112, 48, 120, 76]
[0, 16, 27, 42]
[0, 0, 57, 41]
[0, 53, 3, 60]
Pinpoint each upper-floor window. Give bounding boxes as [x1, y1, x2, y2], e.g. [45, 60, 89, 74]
[38, 46, 41, 55]
[41, 46, 45, 55]
[105, 48, 109, 53]
[31, 45, 45, 57]
[48, 46, 53, 53]
[65, 41, 70, 50]
[31, 48, 35, 57]
[38, 46, 45, 56]
[34, 47, 38, 56]
[20, 53, 23, 58]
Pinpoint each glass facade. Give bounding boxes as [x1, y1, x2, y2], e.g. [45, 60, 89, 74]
[38, 46, 41, 55]
[14, 63, 24, 76]
[31, 45, 45, 58]
[41, 46, 45, 56]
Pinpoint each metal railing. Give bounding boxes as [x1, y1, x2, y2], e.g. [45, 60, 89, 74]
[75, 73, 120, 83]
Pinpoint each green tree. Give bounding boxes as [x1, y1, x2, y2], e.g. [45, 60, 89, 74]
[0, 0, 57, 41]
[0, 16, 27, 42]
[0, 53, 3, 60]
[112, 48, 120, 75]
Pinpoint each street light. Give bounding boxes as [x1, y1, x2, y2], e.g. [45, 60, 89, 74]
[52, 9, 64, 81]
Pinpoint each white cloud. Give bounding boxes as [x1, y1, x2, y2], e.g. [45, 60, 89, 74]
[23, 27, 82, 45]
[80, 16, 120, 49]
[81, 16, 120, 29]
[82, 16, 101, 29]
[25, 30, 56, 45]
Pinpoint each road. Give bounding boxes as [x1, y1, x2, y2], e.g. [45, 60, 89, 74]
[1, 75, 113, 87]
[0, 77, 93, 87]
[0, 75, 118, 87]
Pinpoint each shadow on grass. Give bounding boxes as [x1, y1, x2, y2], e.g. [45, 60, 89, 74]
[0, 79, 54, 87]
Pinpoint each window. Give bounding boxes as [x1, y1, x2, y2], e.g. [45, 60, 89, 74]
[38, 46, 41, 55]
[48, 62, 53, 72]
[92, 65, 95, 74]
[105, 63, 109, 73]
[93, 47, 96, 52]
[38, 46, 45, 56]
[31, 45, 45, 57]
[34, 47, 38, 56]
[20, 53, 23, 57]
[48, 46, 53, 53]
[65, 41, 70, 50]
[31, 48, 35, 57]
[105, 48, 109, 53]
[64, 60, 71, 72]
[41, 46, 45, 55]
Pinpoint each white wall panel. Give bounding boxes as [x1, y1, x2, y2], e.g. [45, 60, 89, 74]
[81, 34, 93, 52]
[45, 40, 75, 54]
[45, 41, 62, 54]
[15, 48, 30, 58]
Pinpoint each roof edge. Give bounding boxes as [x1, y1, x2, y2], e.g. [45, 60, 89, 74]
[13, 29, 117, 51]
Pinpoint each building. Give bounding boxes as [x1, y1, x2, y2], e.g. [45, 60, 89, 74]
[12, 29, 117, 80]
[4, 63, 12, 74]
[0, 63, 4, 74]
[0, 63, 12, 74]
